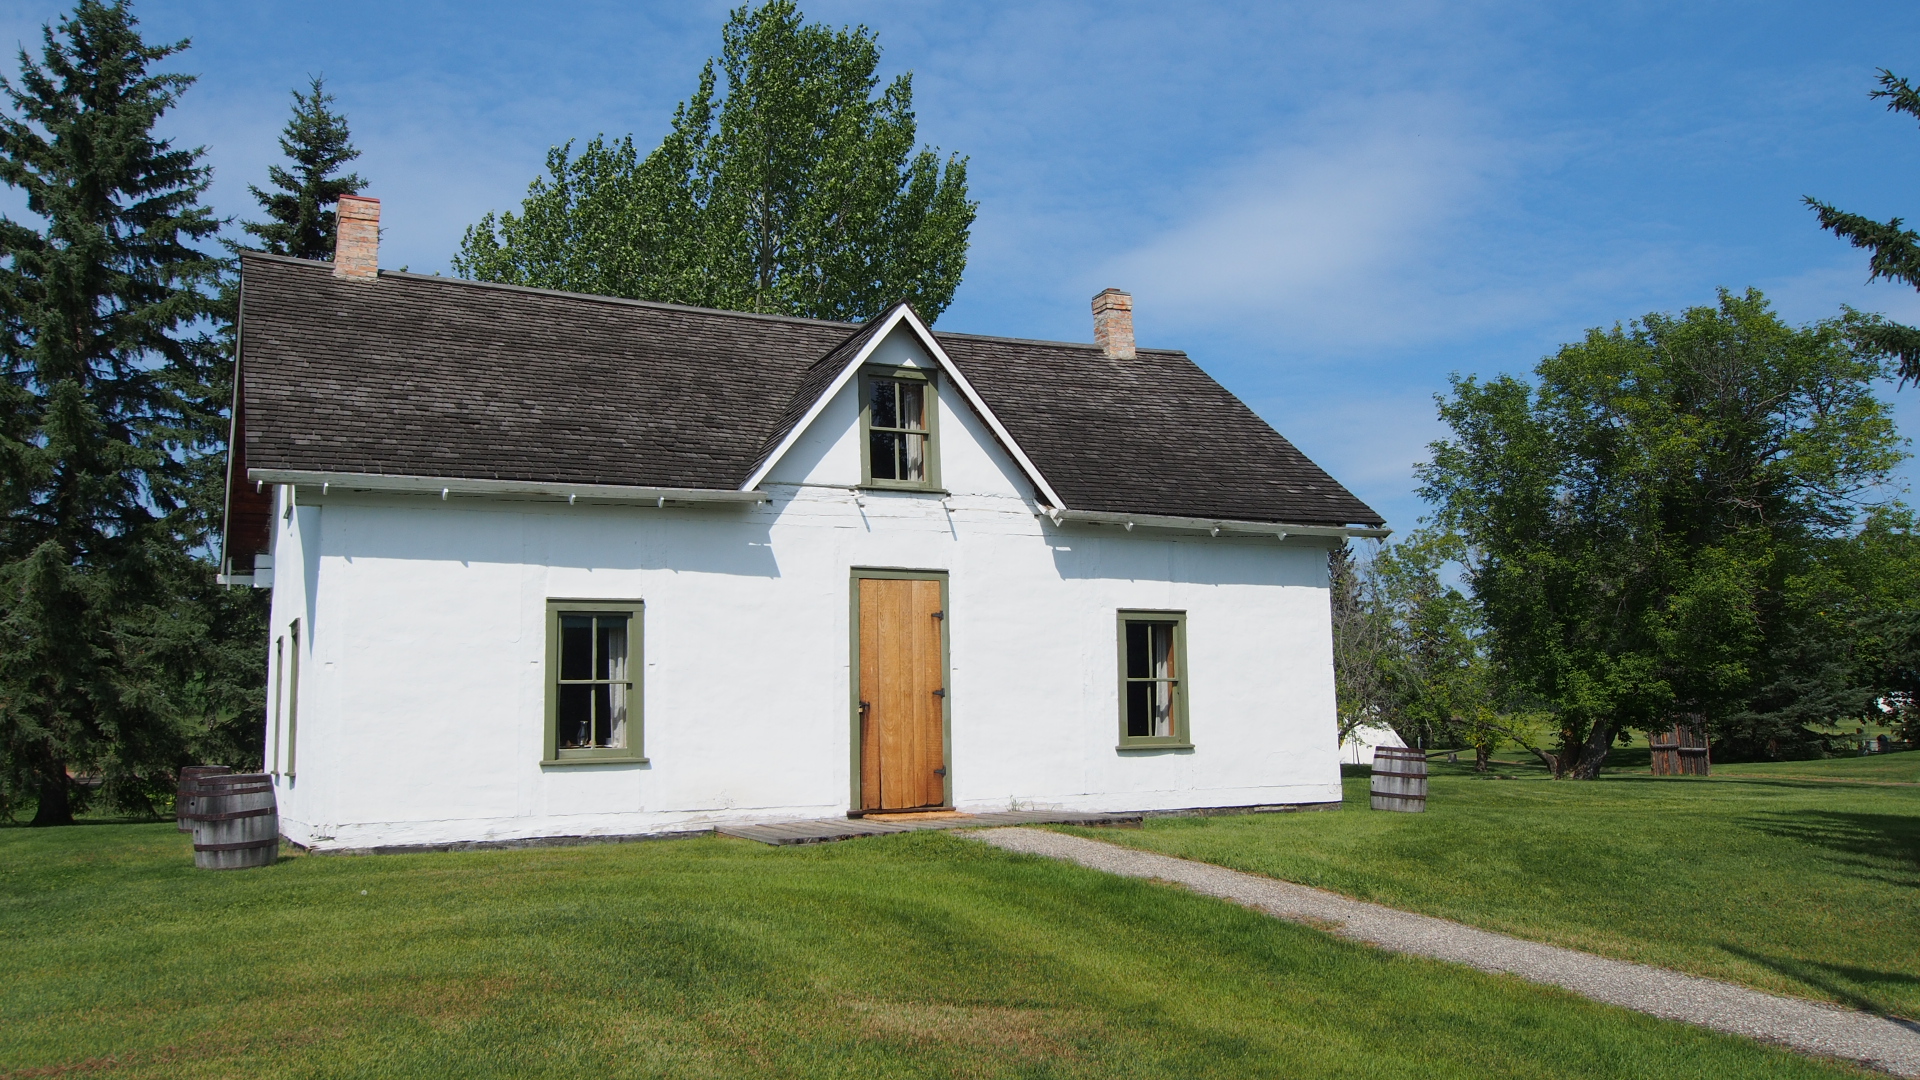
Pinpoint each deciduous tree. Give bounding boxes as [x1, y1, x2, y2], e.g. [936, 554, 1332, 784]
[455, 0, 975, 322]
[1420, 290, 1904, 777]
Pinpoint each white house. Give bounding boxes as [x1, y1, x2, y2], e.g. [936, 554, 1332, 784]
[220, 195, 1388, 851]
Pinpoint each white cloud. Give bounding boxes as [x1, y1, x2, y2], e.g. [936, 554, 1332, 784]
[1101, 96, 1515, 349]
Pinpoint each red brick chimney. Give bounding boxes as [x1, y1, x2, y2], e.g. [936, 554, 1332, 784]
[333, 194, 380, 280]
[1092, 288, 1134, 359]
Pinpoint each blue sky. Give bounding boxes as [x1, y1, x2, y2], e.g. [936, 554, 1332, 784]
[2, 0, 1917, 531]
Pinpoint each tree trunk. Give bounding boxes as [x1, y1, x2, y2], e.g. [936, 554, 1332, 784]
[1564, 721, 1614, 779]
[1474, 744, 1490, 772]
[30, 762, 73, 827]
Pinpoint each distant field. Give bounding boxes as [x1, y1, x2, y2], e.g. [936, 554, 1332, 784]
[1059, 752, 1920, 1020]
[0, 822, 1863, 1079]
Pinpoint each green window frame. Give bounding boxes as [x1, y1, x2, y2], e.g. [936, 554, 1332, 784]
[543, 599, 646, 765]
[859, 366, 942, 491]
[1116, 610, 1191, 749]
[270, 634, 285, 776]
[286, 619, 300, 778]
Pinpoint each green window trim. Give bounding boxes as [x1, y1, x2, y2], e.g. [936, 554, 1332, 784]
[1116, 610, 1192, 750]
[286, 620, 300, 778]
[543, 599, 647, 766]
[859, 365, 942, 492]
[271, 634, 285, 776]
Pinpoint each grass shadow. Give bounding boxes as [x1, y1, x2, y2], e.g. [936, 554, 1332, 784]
[1742, 809, 1920, 886]
[1719, 942, 1920, 1024]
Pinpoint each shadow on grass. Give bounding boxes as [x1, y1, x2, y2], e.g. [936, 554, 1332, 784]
[1742, 809, 1920, 886]
[0, 816, 169, 830]
[1719, 942, 1920, 1025]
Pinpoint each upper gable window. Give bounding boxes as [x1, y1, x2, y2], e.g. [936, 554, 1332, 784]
[861, 367, 941, 490]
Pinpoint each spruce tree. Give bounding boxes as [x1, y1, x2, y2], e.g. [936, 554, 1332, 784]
[1807, 69, 1920, 382]
[242, 75, 363, 260]
[456, 0, 975, 322]
[0, 0, 230, 824]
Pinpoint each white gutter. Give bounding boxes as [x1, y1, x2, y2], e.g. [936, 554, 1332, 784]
[1041, 506, 1390, 539]
[248, 469, 770, 506]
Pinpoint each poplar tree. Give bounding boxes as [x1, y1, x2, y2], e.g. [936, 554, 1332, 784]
[0, 1, 230, 824]
[455, 0, 975, 322]
[242, 75, 362, 260]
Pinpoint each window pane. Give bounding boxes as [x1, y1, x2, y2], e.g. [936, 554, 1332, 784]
[1153, 624, 1175, 680]
[596, 617, 627, 680]
[870, 379, 898, 428]
[605, 680, 628, 749]
[558, 684, 593, 748]
[1126, 622, 1150, 679]
[870, 431, 902, 479]
[1126, 681, 1154, 738]
[560, 616, 593, 680]
[1153, 679, 1174, 738]
[592, 684, 614, 746]
[898, 381, 925, 430]
[902, 432, 926, 482]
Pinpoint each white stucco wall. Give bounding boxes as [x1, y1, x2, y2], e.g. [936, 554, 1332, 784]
[263, 325, 1346, 849]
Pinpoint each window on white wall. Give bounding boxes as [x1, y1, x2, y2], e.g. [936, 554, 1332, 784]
[544, 600, 645, 764]
[861, 367, 940, 490]
[1117, 611, 1190, 749]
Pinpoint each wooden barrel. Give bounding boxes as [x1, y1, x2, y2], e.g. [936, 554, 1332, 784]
[175, 765, 231, 832]
[191, 773, 279, 870]
[1370, 746, 1428, 812]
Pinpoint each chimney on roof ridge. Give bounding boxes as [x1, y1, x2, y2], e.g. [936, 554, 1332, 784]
[333, 194, 380, 280]
[1092, 288, 1134, 359]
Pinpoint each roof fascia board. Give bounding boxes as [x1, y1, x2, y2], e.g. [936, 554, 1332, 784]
[219, 278, 244, 577]
[1043, 506, 1391, 540]
[898, 307, 1068, 509]
[248, 469, 769, 506]
[740, 305, 1068, 508]
[738, 306, 909, 492]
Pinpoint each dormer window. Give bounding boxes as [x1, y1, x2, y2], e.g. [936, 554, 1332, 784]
[861, 367, 941, 490]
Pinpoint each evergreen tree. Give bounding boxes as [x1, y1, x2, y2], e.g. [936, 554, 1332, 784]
[456, 0, 975, 322]
[1807, 69, 1920, 382]
[0, 1, 235, 824]
[242, 75, 363, 260]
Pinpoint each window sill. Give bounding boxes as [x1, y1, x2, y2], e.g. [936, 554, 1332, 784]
[1116, 742, 1194, 752]
[858, 483, 949, 495]
[542, 755, 649, 767]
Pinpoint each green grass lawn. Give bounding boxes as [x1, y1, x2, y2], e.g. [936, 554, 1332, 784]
[1058, 752, 1920, 1022]
[0, 823, 1865, 1079]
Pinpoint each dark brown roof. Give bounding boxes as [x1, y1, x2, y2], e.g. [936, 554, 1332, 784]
[236, 252, 1383, 527]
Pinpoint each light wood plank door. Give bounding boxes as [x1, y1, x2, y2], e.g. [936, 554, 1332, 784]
[858, 576, 947, 810]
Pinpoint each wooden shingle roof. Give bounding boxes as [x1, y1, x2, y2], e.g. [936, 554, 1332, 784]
[235, 252, 1383, 528]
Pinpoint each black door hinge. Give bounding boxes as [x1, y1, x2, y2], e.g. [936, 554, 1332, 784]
[932, 688, 946, 698]
[931, 610, 944, 620]
[933, 767, 947, 777]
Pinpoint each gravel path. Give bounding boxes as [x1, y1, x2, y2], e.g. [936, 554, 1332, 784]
[969, 827, 1920, 1077]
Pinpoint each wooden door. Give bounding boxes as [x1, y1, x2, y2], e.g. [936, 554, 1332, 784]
[858, 577, 947, 810]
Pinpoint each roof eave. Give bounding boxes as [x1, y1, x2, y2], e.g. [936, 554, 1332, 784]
[1042, 506, 1390, 539]
[248, 469, 770, 506]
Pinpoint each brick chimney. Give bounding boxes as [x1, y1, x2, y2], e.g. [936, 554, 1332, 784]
[333, 194, 380, 280]
[1092, 288, 1134, 359]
